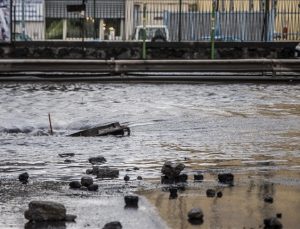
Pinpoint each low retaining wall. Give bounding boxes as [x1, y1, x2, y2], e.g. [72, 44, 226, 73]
[0, 42, 298, 59]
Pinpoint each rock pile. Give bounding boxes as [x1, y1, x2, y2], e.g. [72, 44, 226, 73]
[161, 161, 187, 184]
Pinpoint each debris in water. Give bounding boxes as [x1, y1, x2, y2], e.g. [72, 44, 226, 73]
[69, 122, 130, 137]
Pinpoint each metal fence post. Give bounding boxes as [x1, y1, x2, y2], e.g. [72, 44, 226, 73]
[211, 0, 216, 59]
[178, 0, 182, 42]
[142, 4, 146, 59]
[21, 0, 25, 40]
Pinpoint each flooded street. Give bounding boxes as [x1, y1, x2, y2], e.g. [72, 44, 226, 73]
[0, 82, 299, 228]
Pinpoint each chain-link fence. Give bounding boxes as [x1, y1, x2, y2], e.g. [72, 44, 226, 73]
[2, 0, 300, 42]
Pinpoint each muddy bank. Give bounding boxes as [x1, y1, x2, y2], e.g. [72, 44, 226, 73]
[1, 168, 299, 228]
[140, 170, 300, 229]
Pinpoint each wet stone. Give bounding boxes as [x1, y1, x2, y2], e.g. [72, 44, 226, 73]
[87, 184, 99, 191]
[124, 175, 130, 182]
[58, 153, 75, 158]
[88, 156, 107, 165]
[194, 174, 204, 182]
[19, 172, 29, 184]
[133, 167, 140, 170]
[264, 195, 274, 203]
[137, 176, 143, 180]
[94, 167, 119, 179]
[264, 217, 282, 229]
[102, 221, 122, 229]
[65, 214, 77, 222]
[169, 188, 178, 199]
[206, 189, 216, 198]
[124, 195, 139, 208]
[276, 213, 282, 219]
[24, 201, 66, 222]
[188, 208, 204, 221]
[217, 191, 223, 198]
[175, 173, 188, 183]
[86, 169, 93, 175]
[64, 159, 74, 163]
[69, 181, 81, 189]
[25, 221, 66, 229]
[81, 176, 93, 187]
[218, 173, 234, 185]
[161, 161, 185, 178]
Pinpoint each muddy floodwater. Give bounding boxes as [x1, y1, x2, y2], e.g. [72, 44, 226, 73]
[0, 82, 299, 229]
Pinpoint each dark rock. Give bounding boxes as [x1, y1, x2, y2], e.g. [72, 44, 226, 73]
[81, 176, 93, 187]
[88, 156, 107, 165]
[188, 208, 204, 220]
[137, 176, 143, 180]
[133, 167, 139, 170]
[206, 189, 216, 198]
[276, 213, 282, 219]
[93, 166, 119, 179]
[24, 201, 66, 221]
[169, 188, 178, 199]
[58, 153, 75, 158]
[86, 169, 93, 175]
[124, 175, 130, 182]
[264, 195, 274, 203]
[161, 175, 174, 184]
[69, 181, 81, 189]
[126, 169, 131, 172]
[25, 221, 66, 229]
[161, 161, 185, 178]
[264, 217, 282, 229]
[124, 195, 139, 208]
[64, 159, 73, 163]
[217, 191, 223, 198]
[87, 184, 99, 191]
[218, 173, 234, 185]
[102, 221, 122, 229]
[19, 172, 29, 184]
[65, 214, 77, 222]
[175, 173, 188, 183]
[161, 161, 186, 184]
[194, 174, 204, 182]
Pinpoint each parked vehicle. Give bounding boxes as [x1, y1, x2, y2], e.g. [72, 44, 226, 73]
[133, 25, 169, 42]
[13, 33, 32, 41]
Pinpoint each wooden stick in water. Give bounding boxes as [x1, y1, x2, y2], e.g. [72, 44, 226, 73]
[48, 113, 53, 135]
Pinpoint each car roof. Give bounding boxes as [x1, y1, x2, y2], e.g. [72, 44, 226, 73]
[136, 25, 167, 28]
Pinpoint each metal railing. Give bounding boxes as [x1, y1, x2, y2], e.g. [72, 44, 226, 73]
[1, 0, 299, 42]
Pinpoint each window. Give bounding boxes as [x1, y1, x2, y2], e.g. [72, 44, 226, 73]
[45, 19, 63, 39]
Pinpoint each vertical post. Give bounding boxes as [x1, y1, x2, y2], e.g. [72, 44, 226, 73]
[11, 0, 14, 42]
[178, 0, 182, 42]
[142, 4, 146, 60]
[21, 0, 25, 40]
[48, 113, 53, 135]
[264, 0, 270, 41]
[93, 0, 96, 40]
[211, 0, 216, 59]
[81, 0, 86, 50]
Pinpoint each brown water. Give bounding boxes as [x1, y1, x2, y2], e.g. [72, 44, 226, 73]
[0, 82, 299, 228]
